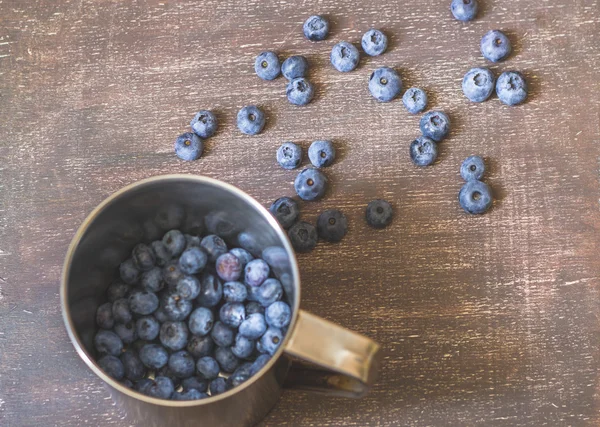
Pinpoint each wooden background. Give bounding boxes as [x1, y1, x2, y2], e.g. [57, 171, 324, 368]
[1, 0, 600, 425]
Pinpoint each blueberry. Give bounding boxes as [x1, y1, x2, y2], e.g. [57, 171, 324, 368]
[460, 155, 486, 181]
[129, 290, 159, 315]
[219, 302, 245, 328]
[496, 71, 528, 106]
[188, 307, 214, 336]
[330, 42, 360, 72]
[132, 243, 155, 271]
[223, 281, 248, 303]
[249, 354, 271, 376]
[181, 376, 209, 392]
[410, 136, 438, 167]
[187, 334, 215, 358]
[366, 199, 393, 229]
[96, 302, 114, 329]
[308, 140, 335, 168]
[197, 272, 223, 308]
[209, 377, 227, 396]
[269, 197, 300, 229]
[215, 347, 240, 373]
[215, 253, 242, 282]
[162, 260, 184, 288]
[451, 0, 478, 21]
[265, 302, 292, 328]
[145, 376, 174, 400]
[136, 316, 160, 341]
[182, 234, 200, 251]
[458, 180, 493, 214]
[121, 379, 134, 388]
[107, 281, 129, 302]
[160, 321, 189, 351]
[255, 278, 283, 307]
[237, 105, 266, 135]
[196, 356, 220, 380]
[162, 293, 193, 321]
[94, 330, 123, 356]
[239, 312, 268, 340]
[276, 142, 303, 170]
[257, 327, 283, 355]
[175, 132, 203, 161]
[172, 389, 208, 401]
[294, 168, 327, 201]
[317, 209, 347, 242]
[120, 350, 146, 381]
[179, 247, 208, 275]
[288, 221, 318, 253]
[419, 111, 450, 142]
[245, 301, 265, 315]
[205, 211, 237, 239]
[112, 298, 133, 324]
[303, 15, 329, 41]
[402, 87, 428, 114]
[158, 364, 183, 388]
[168, 350, 196, 379]
[255, 51, 280, 80]
[462, 67, 495, 102]
[226, 363, 252, 389]
[361, 29, 388, 56]
[286, 77, 315, 106]
[162, 229, 186, 257]
[98, 355, 125, 380]
[211, 321, 235, 347]
[236, 231, 262, 257]
[369, 67, 402, 102]
[175, 275, 201, 300]
[480, 30, 512, 62]
[114, 321, 138, 344]
[134, 378, 154, 394]
[139, 344, 169, 369]
[244, 259, 270, 287]
[281, 55, 308, 80]
[200, 235, 228, 263]
[190, 110, 218, 138]
[230, 248, 253, 267]
[119, 258, 140, 284]
[140, 267, 164, 293]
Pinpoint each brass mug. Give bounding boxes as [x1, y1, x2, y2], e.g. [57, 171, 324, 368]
[61, 175, 381, 426]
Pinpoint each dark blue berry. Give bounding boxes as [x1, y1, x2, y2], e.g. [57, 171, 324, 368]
[134, 378, 154, 394]
[114, 321, 138, 344]
[451, 0, 478, 21]
[107, 281, 129, 302]
[402, 87, 428, 114]
[369, 67, 402, 102]
[145, 376, 174, 400]
[288, 221, 318, 253]
[230, 248, 254, 267]
[196, 356, 220, 380]
[175, 275, 201, 301]
[188, 307, 214, 336]
[245, 301, 265, 316]
[223, 281, 248, 303]
[190, 110, 218, 138]
[366, 199, 393, 229]
[255, 51, 280, 80]
[160, 321, 189, 351]
[162, 229, 186, 257]
[163, 260, 185, 287]
[168, 350, 196, 379]
[94, 330, 123, 356]
[162, 292, 193, 320]
[216, 253, 242, 282]
[209, 377, 227, 396]
[96, 302, 114, 329]
[458, 180, 493, 214]
[331, 41, 359, 72]
[286, 78, 315, 105]
[303, 15, 329, 41]
[308, 140, 335, 168]
[121, 379, 134, 388]
[362, 29, 388, 56]
[119, 258, 140, 284]
[316, 209, 347, 242]
[139, 344, 169, 369]
[120, 350, 146, 381]
[257, 327, 283, 355]
[281, 55, 308, 80]
[462, 67, 495, 102]
[215, 346, 239, 373]
[184, 234, 201, 250]
[197, 272, 223, 308]
[294, 168, 327, 201]
[211, 321, 235, 347]
[132, 243, 155, 271]
[496, 71, 527, 106]
[249, 354, 271, 376]
[136, 316, 160, 341]
[244, 259, 270, 287]
[269, 197, 299, 229]
[140, 267, 164, 293]
[200, 235, 228, 263]
[410, 136, 438, 166]
[98, 355, 125, 380]
[255, 278, 283, 307]
[226, 363, 252, 389]
[150, 240, 172, 267]
[237, 105, 265, 135]
[179, 247, 208, 275]
[175, 133, 203, 161]
[420, 111, 450, 142]
[460, 156, 486, 181]
[481, 30, 511, 62]
[158, 364, 183, 388]
[265, 301, 291, 329]
[219, 302, 245, 328]
[181, 376, 209, 392]
[112, 298, 132, 324]
[239, 312, 267, 340]
[187, 334, 215, 358]
[128, 290, 159, 315]
[172, 389, 207, 401]
[276, 142, 302, 170]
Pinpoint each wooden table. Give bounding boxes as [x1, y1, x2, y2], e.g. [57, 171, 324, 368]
[1, 0, 599, 425]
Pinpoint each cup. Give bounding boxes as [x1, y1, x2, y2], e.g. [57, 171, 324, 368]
[61, 174, 380, 426]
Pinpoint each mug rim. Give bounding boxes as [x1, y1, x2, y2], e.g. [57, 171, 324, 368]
[60, 174, 302, 406]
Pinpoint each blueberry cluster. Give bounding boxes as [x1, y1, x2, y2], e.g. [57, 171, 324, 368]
[458, 156, 493, 214]
[93, 229, 292, 401]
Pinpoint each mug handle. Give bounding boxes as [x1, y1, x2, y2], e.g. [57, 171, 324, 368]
[282, 310, 381, 398]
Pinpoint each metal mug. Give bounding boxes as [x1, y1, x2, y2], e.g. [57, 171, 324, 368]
[61, 174, 381, 426]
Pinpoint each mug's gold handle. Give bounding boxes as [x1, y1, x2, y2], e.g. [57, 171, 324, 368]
[283, 310, 381, 398]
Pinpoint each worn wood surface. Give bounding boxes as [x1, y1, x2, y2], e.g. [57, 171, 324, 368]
[1, 0, 600, 425]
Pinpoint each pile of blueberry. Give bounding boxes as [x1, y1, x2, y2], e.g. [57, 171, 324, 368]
[93, 229, 292, 401]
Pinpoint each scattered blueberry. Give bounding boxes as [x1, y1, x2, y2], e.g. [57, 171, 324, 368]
[136, 316, 160, 341]
[480, 30, 512, 62]
[188, 307, 214, 336]
[303, 15, 329, 41]
[96, 302, 114, 329]
[294, 168, 327, 201]
[187, 334, 215, 359]
[231, 333, 255, 359]
[120, 350, 146, 381]
[458, 180, 493, 214]
[128, 290, 159, 315]
[179, 247, 208, 275]
[451, 0, 478, 21]
[162, 229, 186, 257]
[197, 272, 223, 307]
[237, 105, 266, 135]
[286, 77, 315, 106]
[288, 221, 318, 252]
[219, 302, 245, 328]
[420, 111, 450, 142]
[229, 248, 254, 266]
[330, 42, 360, 72]
[175, 133, 203, 161]
[190, 110, 218, 138]
[276, 142, 303, 170]
[239, 312, 268, 340]
[223, 281, 248, 303]
[209, 377, 227, 396]
[114, 321, 138, 344]
[257, 327, 284, 355]
[94, 330, 123, 356]
[410, 136, 438, 166]
[112, 298, 133, 324]
[107, 281, 129, 303]
[281, 55, 309, 80]
[176, 275, 201, 300]
[145, 376, 174, 399]
[215, 346, 240, 373]
[244, 259, 270, 287]
[119, 258, 140, 284]
[255, 51, 281, 81]
[496, 71, 528, 105]
[265, 301, 292, 329]
[216, 253, 243, 282]
[140, 267, 164, 293]
[200, 235, 228, 263]
[168, 351, 196, 379]
[460, 155, 486, 181]
[462, 67, 495, 102]
[366, 199, 393, 229]
[255, 278, 283, 307]
[316, 209, 347, 242]
[162, 292, 193, 320]
[402, 87, 428, 114]
[362, 29, 388, 56]
[308, 140, 335, 168]
[211, 321, 235, 347]
[98, 355, 125, 380]
[159, 321, 189, 351]
[269, 197, 300, 230]
[369, 67, 402, 102]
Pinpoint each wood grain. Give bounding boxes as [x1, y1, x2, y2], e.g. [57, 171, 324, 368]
[1, 0, 600, 425]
